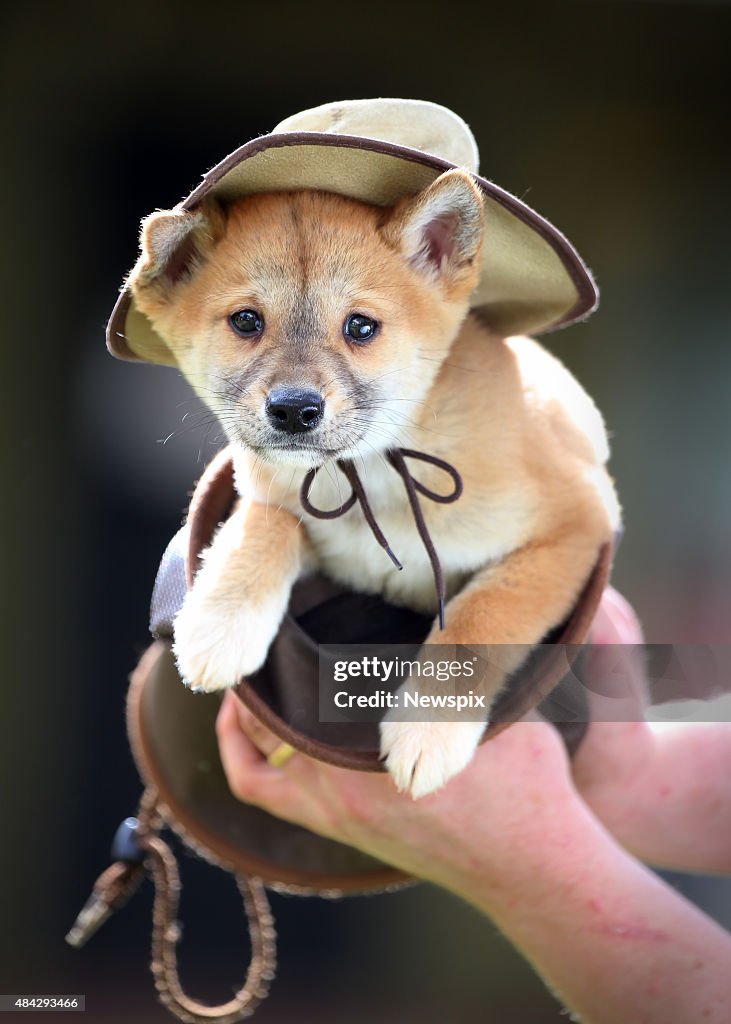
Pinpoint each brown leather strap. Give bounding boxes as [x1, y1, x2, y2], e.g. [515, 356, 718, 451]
[67, 788, 276, 1024]
[387, 448, 463, 628]
[301, 448, 463, 628]
[141, 809, 276, 1021]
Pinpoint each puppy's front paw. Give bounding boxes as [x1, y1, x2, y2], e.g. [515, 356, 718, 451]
[172, 587, 282, 693]
[379, 719, 487, 799]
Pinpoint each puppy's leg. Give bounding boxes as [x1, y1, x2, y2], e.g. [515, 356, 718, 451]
[381, 526, 604, 797]
[173, 499, 309, 692]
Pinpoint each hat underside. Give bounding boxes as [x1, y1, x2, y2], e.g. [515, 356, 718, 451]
[108, 134, 596, 362]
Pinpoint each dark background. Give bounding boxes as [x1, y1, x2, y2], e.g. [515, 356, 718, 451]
[1, 1, 729, 1021]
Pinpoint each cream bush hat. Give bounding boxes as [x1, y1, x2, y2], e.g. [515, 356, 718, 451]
[107, 98, 598, 362]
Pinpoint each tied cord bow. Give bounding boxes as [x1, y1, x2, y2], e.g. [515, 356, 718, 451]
[300, 448, 463, 630]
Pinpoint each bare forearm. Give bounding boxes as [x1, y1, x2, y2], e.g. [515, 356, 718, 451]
[217, 708, 731, 1023]
[459, 806, 731, 1024]
[576, 723, 731, 874]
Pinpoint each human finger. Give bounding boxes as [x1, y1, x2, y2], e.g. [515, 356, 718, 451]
[216, 691, 300, 807]
[230, 698, 300, 769]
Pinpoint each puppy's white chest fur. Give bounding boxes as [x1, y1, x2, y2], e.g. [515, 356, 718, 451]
[236, 449, 533, 616]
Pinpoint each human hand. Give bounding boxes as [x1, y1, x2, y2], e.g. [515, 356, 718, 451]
[216, 684, 731, 1024]
[216, 692, 588, 904]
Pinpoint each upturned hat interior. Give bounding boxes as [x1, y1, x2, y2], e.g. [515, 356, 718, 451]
[128, 449, 612, 889]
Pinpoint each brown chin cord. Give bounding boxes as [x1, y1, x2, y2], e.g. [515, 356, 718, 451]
[67, 788, 276, 1024]
[300, 448, 463, 630]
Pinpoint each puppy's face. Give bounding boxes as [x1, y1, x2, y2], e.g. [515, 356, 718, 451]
[128, 171, 484, 466]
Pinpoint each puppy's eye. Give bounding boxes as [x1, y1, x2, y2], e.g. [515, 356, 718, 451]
[229, 309, 264, 337]
[344, 313, 378, 344]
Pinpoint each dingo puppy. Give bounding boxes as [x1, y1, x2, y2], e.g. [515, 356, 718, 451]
[127, 170, 620, 797]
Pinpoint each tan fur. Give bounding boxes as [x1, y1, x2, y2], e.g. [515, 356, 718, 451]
[128, 171, 620, 797]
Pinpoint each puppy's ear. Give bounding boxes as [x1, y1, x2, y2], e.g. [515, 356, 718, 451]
[383, 169, 484, 291]
[131, 198, 226, 292]
[124, 199, 226, 364]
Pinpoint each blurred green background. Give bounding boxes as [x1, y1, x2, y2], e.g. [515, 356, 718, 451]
[1, 0, 729, 1020]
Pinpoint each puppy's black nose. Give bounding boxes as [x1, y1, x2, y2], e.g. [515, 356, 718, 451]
[265, 388, 324, 433]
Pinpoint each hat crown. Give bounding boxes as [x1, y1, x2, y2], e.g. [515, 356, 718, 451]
[273, 98, 480, 173]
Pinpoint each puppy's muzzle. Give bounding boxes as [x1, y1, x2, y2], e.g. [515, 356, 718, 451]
[265, 388, 324, 434]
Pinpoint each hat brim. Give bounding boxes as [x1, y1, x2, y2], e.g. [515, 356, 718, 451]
[107, 132, 598, 362]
